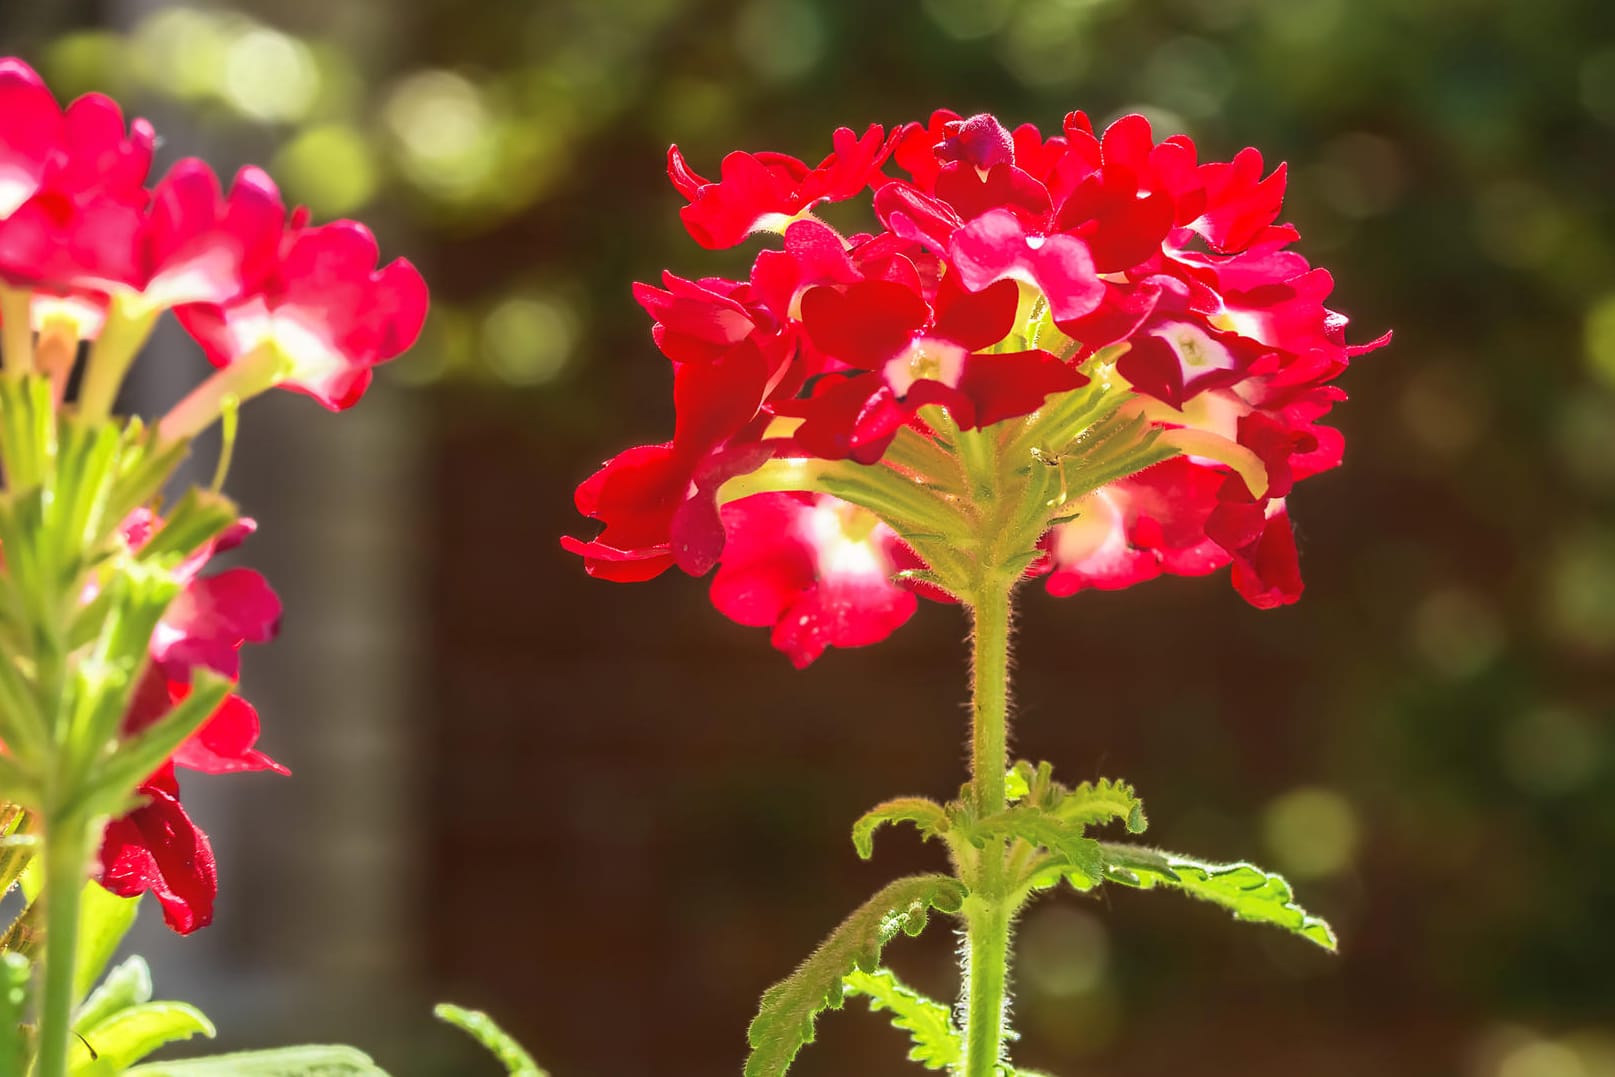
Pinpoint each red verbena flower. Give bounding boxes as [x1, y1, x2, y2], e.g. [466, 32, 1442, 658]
[568, 109, 1387, 664]
[96, 512, 286, 933]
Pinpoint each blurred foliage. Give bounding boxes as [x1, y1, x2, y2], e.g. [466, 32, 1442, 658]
[9, 0, 1615, 1074]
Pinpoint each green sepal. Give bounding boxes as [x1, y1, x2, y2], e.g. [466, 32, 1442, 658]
[851, 797, 950, 860]
[71, 1000, 215, 1074]
[72, 884, 140, 1004]
[74, 954, 153, 1034]
[0, 950, 31, 1076]
[123, 1045, 388, 1075]
[744, 873, 967, 1077]
[1098, 843, 1337, 951]
[434, 1003, 548, 1076]
[841, 967, 961, 1071]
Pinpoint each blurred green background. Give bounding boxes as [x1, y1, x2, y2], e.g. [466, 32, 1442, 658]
[7, 0, 1615, 1074]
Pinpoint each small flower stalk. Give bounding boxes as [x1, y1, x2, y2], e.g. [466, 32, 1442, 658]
[569, 110, 1386, 1075]
[0, 58, 425, 1076]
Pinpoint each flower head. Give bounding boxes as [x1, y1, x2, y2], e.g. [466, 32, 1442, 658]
[569, 109, 1386, 664]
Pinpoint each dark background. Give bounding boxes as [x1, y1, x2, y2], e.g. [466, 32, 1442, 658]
[6, 0, 1615, 1074]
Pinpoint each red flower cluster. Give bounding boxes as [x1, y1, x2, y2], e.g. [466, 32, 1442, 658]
[98, 513, 284, 933]
[568, 110, 1385, 666]
[0, 59, 428, 932]
[0, 58, 426, 413]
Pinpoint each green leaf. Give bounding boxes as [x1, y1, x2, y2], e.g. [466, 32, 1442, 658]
[434, 1003, 548, 1076]
[1056, 779, 1147, 835]
[133, 489, 237, 564]
[851, 797, 950, 860]
[73, 885, 140, 1004]
[75, 674, 230, 821]
[973, 806, 1103, 886]
[124, 1045, 388, 1076]
[1099, 844, 1337, 951]
[73, 1000, 214, 1073]
[0, 951, 31, 1076]
[842, 967, 961, 1071]
[745, 873, 966, 1077]
[74, 954, 153, 1034]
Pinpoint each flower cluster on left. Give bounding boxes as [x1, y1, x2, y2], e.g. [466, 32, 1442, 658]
[0, 58, 425, 1077]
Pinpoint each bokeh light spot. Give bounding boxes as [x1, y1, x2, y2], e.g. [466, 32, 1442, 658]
[1546, 531, 1615, 653]
[1579, 48, 1615, 127]
[1556, 392, 1615, 491]
[482, 294, 579, 386]
[1500, 706, 1601, 797]
[1316, 132, 1408, 218]
[1581, 295, 1615, 389]
[1412, 587, 1505, 678]
[272, 125, 377, 217]
[1399, 359, 1490, 460]
[1140, 37, 1233, 120]
[1498, 1040, 1587, 1077]
[1262, 787, 1359, 880]
[1474, 181, 1568, 269]
[222, 27, 318, 123]
[1000, 0, 1105, 90]
[1261, 0, 1345, 45]
[1020, 905, 1109, 997]
[734, 0, 825, 83]
[385, 70, 499, 200]
[131, 8, 228, 101]
[923, 0, 1015, 41]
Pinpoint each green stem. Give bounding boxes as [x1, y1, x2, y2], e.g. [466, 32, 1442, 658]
[78, 299, 159, 424]
[0, 286, 33, 378]
[35, 814, 90, 1077]
[157, 344, 284, 443]
[962, 581, 1014, 1077]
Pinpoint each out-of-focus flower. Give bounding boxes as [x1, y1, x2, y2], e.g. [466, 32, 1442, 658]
[95, 513, 285, 933]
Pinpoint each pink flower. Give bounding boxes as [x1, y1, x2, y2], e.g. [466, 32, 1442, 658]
[0, 60, 154, 294]
[175, 220, 428, 411]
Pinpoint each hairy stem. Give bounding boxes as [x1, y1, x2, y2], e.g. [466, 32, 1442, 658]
[35, 814, 89, 1077]
[962, 580, 1014, 1077]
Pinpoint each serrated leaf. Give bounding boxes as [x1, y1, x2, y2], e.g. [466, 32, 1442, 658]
[74, 885, 140, 1004]
[1056, 779, 1147, 835]
[75, 954, 153, 1033]
[745, 873, 966, 1077]
[73, 1000, 214, 1073]
[434, 1004, 548, 1076]
[851, 798, 949, 860]
[0, 951, 31, 1075]
[1099, 844, 1337, 951]
[842, 967, 961, 1071]
[124, 1045, 387, 1076]
[974, 805, 1103, 885]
